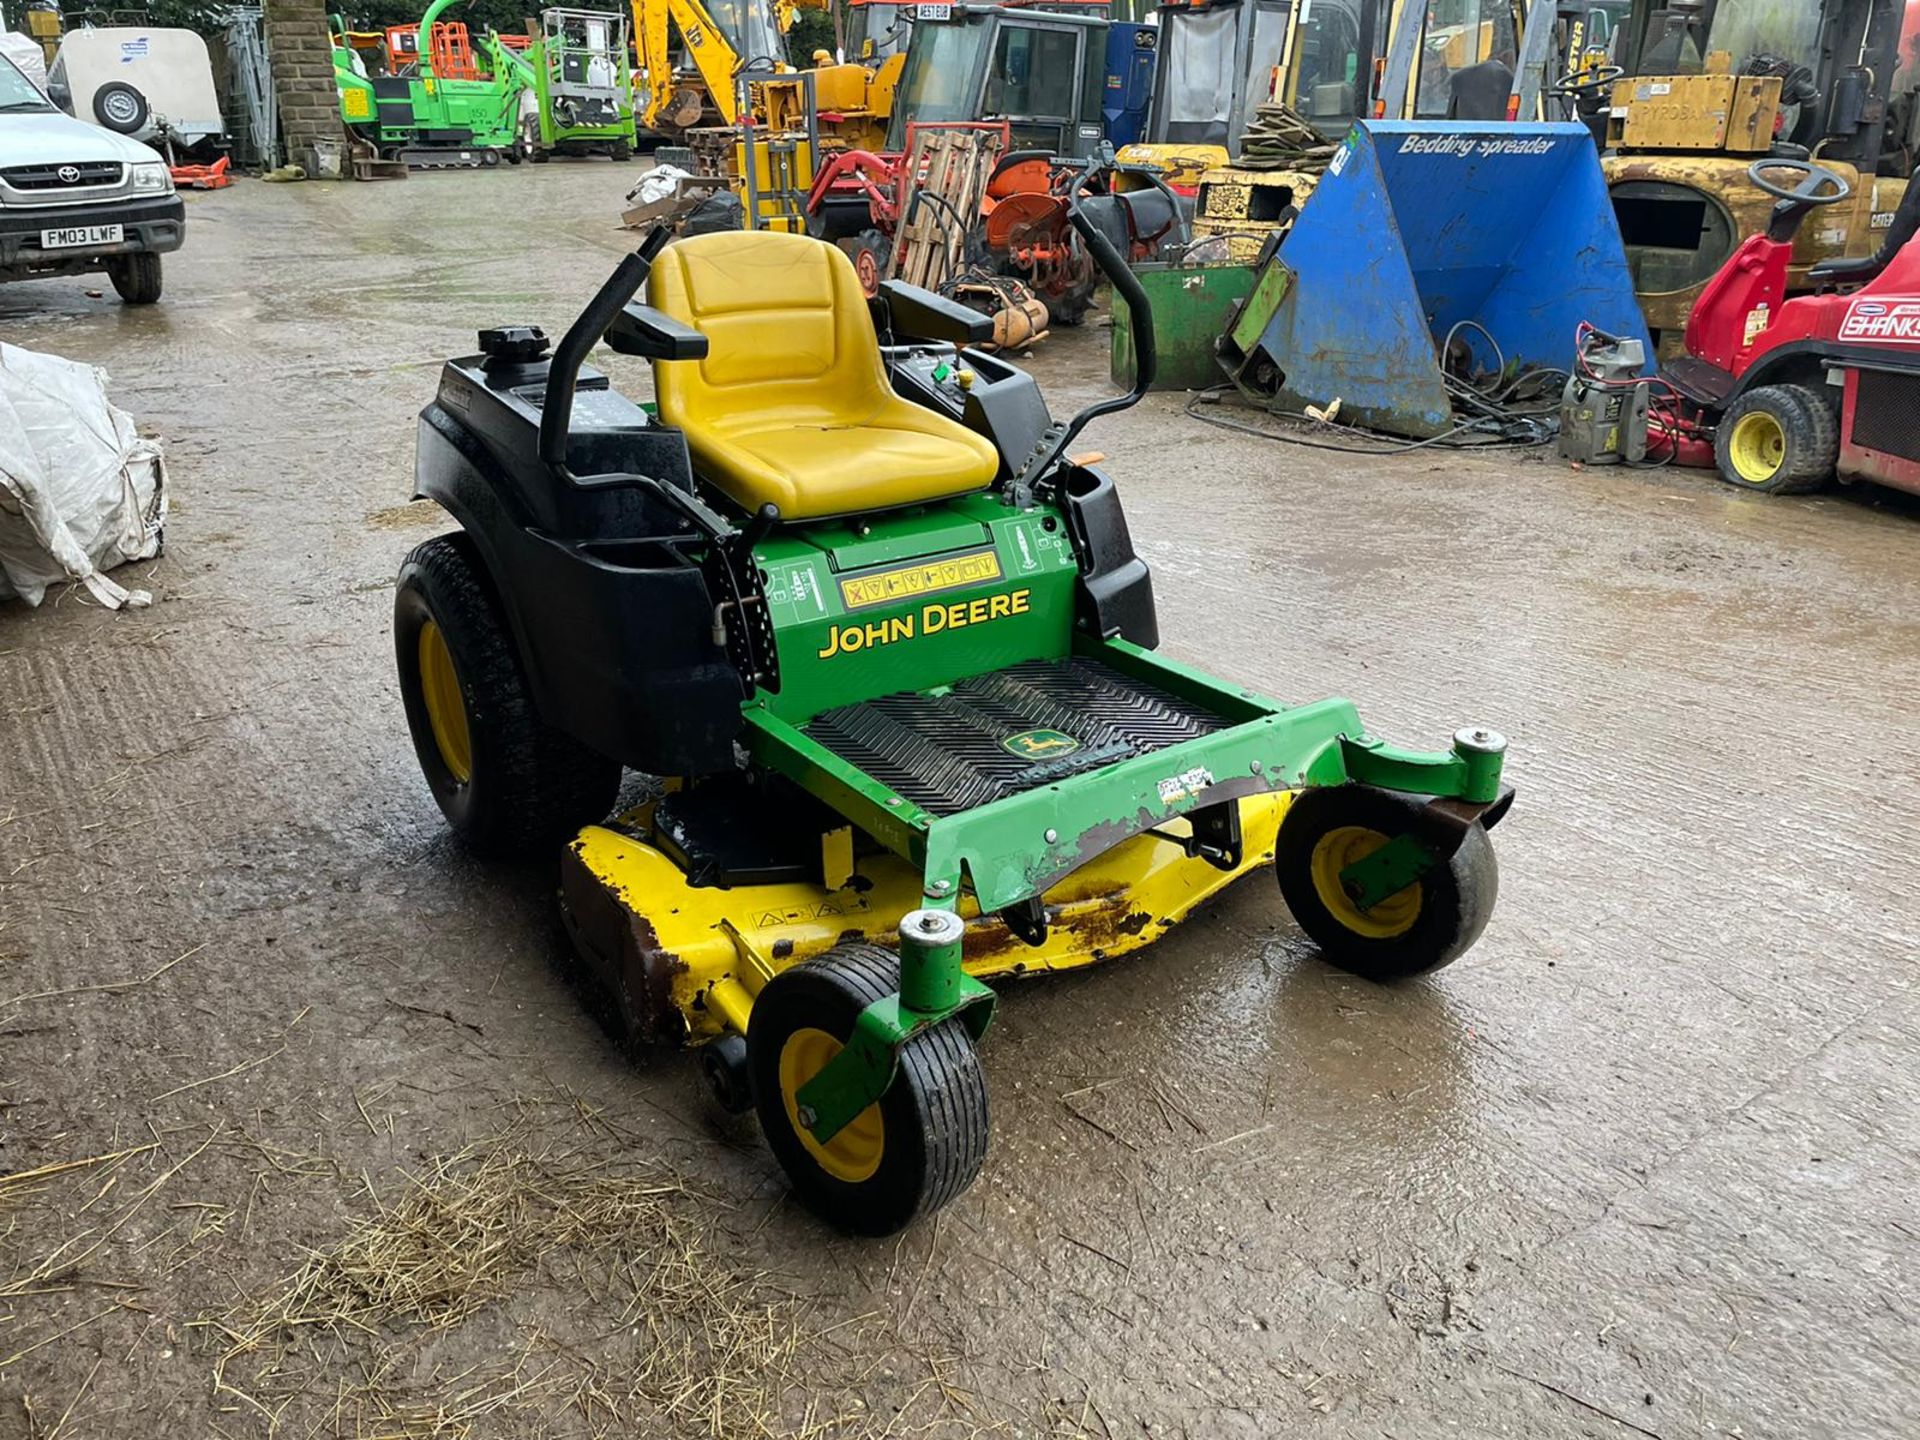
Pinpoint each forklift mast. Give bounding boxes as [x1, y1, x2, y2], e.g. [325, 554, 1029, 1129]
[1616, 0, 1913, 175]
[1811, 0, 1907, 171]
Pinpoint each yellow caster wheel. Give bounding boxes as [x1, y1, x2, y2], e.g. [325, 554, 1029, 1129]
[1276, 786, 1499, 981]
[1713, 384, 1837, 496]
[748, 944, 988, 1236]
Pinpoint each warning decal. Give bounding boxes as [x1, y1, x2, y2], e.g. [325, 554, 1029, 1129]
[1838, 296, 1920, 343]
[839, 548, 1001, 610]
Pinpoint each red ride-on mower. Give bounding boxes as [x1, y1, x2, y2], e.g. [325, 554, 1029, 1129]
[1645, 158, 1920, 497]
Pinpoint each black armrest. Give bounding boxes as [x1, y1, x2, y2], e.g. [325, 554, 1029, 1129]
[874, 279, 994, 346]
[1808, 255, 1882, 283]
[605, 302, 710, 361]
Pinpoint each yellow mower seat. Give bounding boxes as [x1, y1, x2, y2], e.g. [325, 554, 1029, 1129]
[647, 231, 1001, 522]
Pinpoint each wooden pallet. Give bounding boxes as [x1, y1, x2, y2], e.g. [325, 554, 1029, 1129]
[889, 128, 1003, 291]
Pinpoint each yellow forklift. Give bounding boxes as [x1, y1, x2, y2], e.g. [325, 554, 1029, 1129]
[1600, 0, 1920, 353]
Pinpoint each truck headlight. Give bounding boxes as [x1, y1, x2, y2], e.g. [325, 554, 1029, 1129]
[129, 160, 172, 193]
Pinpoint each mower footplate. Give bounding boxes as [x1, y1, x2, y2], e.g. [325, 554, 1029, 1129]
[802, 655, 1225, 815]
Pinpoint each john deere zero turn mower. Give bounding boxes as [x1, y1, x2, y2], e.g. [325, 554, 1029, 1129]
[393, 190, 1516, 1235]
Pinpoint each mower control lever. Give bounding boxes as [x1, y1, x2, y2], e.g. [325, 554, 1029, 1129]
[538, 225, 675, 471]
[1005, 166, 1160, 498]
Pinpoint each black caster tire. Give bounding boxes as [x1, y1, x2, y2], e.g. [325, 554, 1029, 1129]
[748, 943, 988, 1236]
[106, 253, 162, 304]
[700, 1034, 754, 1115]
[1714, 383, 1837, 495]
[1276, 786, 1498, 982]
[394, 533, 621, 859]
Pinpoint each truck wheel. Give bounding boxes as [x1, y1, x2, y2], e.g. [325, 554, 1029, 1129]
[1714, 384, 1838, 495]
[749, 943, 988, 1236]
[93, 82, 149, 134]
[106, 253, 162, 304]
[1276, 787, 1498, 982]
[394, 533, 621, 858]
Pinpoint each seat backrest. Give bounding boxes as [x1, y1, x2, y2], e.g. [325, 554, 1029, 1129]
[648, 231, 891, 436]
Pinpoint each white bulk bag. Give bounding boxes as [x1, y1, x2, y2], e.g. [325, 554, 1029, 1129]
[0, 32, 48, 95]
[0, 343, 166, 609]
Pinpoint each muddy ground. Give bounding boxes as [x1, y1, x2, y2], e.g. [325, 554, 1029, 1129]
[2, 166, 1916, 1439]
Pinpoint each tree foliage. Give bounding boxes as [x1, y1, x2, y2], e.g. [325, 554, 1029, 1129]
[98, 0, 847, 58]
[339, 0, 622, 36]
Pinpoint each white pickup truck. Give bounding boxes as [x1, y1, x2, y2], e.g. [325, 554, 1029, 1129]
[0, 46, 184, 304]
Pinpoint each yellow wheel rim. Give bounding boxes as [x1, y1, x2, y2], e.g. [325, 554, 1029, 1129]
[1309, 825, 1423, 940]
[779, 1026, 885, 1184]
[1727, 410, 1787, 485]
[417, 620, 473, 785]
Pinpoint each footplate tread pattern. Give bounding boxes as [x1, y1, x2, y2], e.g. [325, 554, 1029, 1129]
[803, 658, 1226, 816]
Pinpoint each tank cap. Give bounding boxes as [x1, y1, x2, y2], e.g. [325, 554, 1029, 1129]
[1452, 726, 1508, 756]
[901, 908, 966, 950]
[478, 325, 550, 364]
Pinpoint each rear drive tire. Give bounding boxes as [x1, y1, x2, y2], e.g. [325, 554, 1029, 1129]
[1714, 383, 1838, 495]
[394, 532, 621, 858]
[106, 253, 162, 304]
[610, 138, 633, 161]
[93, 81, 149, 134]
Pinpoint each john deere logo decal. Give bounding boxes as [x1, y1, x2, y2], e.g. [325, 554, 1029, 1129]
[1002, 729, 1079, 760]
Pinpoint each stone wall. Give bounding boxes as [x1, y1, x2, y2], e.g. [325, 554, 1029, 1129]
[263, 0, 341, 175]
